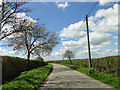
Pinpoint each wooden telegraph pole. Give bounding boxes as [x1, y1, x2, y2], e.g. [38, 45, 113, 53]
[85, 14, 92, 69]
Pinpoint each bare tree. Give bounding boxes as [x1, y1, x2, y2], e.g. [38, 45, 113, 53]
[6, 19, 59, 70]
[0, 1, 31, 40]
[64, 50, 75, 65]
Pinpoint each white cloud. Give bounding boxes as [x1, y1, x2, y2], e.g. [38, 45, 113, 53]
[113, 36, 118, 39]
[58, 4, 118, 60]
[61, 32, 112, 53]
[60, 3, 118, 41]
[99, 0, 111, 6]
[56, 2, 70, 10]
[114, 49, 118, 52]
[106, 49, 112, 52]
[0, 0, 2, 5]
[89, 32, 113, 45]
[44, 3, 118, 60]
[91, 41, 111, 50]
[89, 4, 118, 33]
[0, 48, 9, 56]
[1, 13, 37, 41]
[16, 13, 36, 23]
[0, 47, 26, 59]
[60, 21, 86, 39]
[51, 51, 61, 56]
[99, 0, 118, 6]
[114, 42, 118, 45]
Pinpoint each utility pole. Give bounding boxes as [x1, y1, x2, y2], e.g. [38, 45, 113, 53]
[86, 14, 92, 69]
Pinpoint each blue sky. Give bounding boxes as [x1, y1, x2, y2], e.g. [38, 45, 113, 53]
[0, 1, 118, 60]
[24, 2, 113, 32]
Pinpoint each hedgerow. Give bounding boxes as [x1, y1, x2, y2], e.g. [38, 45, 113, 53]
[59, 63, 119, 88]
[49, 55, 119, 77]
[2, 56, 47, 84]
[2, 64, 53, 89]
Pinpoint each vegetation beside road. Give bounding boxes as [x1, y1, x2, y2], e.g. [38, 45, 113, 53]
[49, 55, 119, 88]
[2, 64, 53, 89]
[49, 55, 119, 77]
[2, 56, 47, 84]
[57, 63, 119, 88]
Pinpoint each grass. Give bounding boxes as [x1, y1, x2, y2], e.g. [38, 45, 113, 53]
[0, 86, 2, 90]
[58, 63, 119, 88]
[2, 64, 53, 89]
[48, 55, 119, 77]
[2, 56, 47, 84]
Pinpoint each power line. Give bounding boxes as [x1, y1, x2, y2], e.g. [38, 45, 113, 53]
[64, 1, 99, 53]
[53, 1, 99, 61]
[67, 19, 85, 50]
[87, 2, 99, 16]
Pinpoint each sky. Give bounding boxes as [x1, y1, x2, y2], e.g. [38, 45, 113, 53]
[0, 1, 119, 61]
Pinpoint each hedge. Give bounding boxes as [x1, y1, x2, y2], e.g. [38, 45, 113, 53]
[49, 55, 119, 77]
[2, 56, 47, 84]
[2, 64, 53, 89]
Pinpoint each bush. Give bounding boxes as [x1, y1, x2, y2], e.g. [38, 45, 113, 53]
[2, 56, 48, 84]
[2, 64, 53, 89]
[50, 55, 119, 77]
[59, 63, 119, 88]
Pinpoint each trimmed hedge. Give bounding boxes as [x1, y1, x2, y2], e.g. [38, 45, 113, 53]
[2, 64, 53, 89]
[49, 55, 119, 77]
[2, 56, 47, 84]
[59, 63, 119, 88]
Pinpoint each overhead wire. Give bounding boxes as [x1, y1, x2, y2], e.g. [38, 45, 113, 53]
[50, 1, 99, 61]
[64, 1, 99, 54]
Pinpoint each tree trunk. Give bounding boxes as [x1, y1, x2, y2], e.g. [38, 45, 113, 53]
[27, 52, 30, 71]
[69, 57, 72, 65]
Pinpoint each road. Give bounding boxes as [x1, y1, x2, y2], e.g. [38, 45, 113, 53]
[39, 63, 115, 89]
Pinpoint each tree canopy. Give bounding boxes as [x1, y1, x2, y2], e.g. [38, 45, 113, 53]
[6, 18, 59, 70]
[64, 50, 75, 64]
[0, 2, 31, 40]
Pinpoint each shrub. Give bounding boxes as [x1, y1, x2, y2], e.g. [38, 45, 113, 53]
[2, 64, 53, 89]
[60, 63, 119, 88]
[2, 56, 47, 84]
[50, 55, 119, 77]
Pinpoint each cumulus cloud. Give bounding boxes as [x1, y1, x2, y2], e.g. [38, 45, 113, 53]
[89, 4, 118, 33]
[0, 48, 9, 56]
[1, 13, 37, 41]
[89, 32, 113, 45]
[0, 0, 1, 2]
[60, 21, 86, 39]
[60, 3, 118, 40]
[58, 4, 118, 60]
[0, 47, 26, 59]
[16, 13, 36, 23]
[114, 42, 118, 45]
[114, 49, 118, 52]
[99, 0, 119, 6]
[56, 2, 70, 10]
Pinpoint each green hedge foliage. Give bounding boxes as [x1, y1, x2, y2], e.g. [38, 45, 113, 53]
[2, 56, 48, 84]
[49, 55, 119, 77]
[60, 63, 119, 88]
[2, 64, 53, 89]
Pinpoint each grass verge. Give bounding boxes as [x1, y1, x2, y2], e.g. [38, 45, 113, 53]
[57, 63, 119, 88]
[2, 64, 53, 90]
